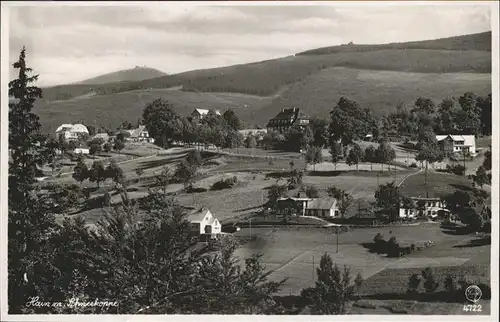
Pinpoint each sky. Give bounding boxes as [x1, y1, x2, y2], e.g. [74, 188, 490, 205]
[7, 2, 492, 87]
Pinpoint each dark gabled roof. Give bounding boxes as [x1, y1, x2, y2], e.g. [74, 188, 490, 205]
[267, 108, 309, 127]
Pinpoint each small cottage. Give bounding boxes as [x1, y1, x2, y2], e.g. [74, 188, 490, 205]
[305, 197, 339, 218]
[188, 209, 221, 240]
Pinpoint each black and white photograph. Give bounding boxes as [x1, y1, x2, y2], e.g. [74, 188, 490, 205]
[1, 1, 498, 320]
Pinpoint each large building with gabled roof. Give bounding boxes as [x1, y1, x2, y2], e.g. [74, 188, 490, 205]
[266, 107, 309, 133]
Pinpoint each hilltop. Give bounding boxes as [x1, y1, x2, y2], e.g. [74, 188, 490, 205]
[297, 31, 492, 55]
[76, 66, 167, 85]
[36, 31, 491, 133]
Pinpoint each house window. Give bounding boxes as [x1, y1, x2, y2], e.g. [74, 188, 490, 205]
[405, 209, 409, 215]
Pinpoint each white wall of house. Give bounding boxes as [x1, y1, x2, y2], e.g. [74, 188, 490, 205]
[191, 210, 221, 235]
[400, 199, 447, 219]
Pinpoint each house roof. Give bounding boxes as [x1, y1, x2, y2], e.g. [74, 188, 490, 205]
[188, 209, 211, 223]
[194, 109, 221, 116]
[129, 125, 147, 138]
[306, 198, 337, 210]
[56, 124, 74, 132]
[267, 108, 309, 127]
[436, 135, 475, 146]
[71, 124, 89, 133]
[278, 197, 313, 202]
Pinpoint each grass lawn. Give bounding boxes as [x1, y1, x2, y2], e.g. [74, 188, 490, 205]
[398, 170, 473, 198]
[359, 264, 490, 296]
[232, 224, 485, 296]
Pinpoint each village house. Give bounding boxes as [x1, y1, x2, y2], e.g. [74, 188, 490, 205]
[266, 107, 310, 133]
[276, 194, 340, 218]
[399, 197, 449, 220]
[276, 196, 313, 217]
[55, 123, 89, 141]
[127, 125, 154, 143]
[93, 132, 110, 142]
[304, 197, 339, 218]
[191, 108, 222, 123]
[436, 134, 476, 157]
[188, 209, 221, 240]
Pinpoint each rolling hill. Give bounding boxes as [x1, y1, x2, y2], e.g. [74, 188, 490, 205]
[76, 66, 167, 85]
[35, 31, 492, 133]
[297, 31, 492, 55]
[245, 67, 491, 126]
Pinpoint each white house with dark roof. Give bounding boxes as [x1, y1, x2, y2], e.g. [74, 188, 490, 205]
[305, 197, 339, 218]
[127, 125, 154, 143]
[399, 197, 449, 220]
[188, 209, 221, 239]
[55, 123, 89, 141]
[436, 135, 476, 156]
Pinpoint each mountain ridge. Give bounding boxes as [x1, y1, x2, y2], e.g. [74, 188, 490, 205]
[76, 66, 167, 85]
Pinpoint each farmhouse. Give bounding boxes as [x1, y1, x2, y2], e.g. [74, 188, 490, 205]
[191, 108, 222, 122]
[266, 108, 309, 133]
[128, 125, 154, 143]
[188, 209, 221, 240]
[276, 195, 340, 218]
[304, 197, 339, 218]
[55, 123, 89, 141]
[399, 197, 449, 219]
[276, 196, 313, 217]
[436, 134, 476, 156]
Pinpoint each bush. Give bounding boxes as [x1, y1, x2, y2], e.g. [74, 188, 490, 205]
[407, 273, 421, 294]
[386, 236, 400, 257]
[446, 164, 466, 176]
[444, 275, 457, 300]
[410, 162, 418, 168]
[373, 233, 386, 253]
[103, 192, 111, 207]
[422, 267, 439, 293]
[211, 176, 238, 191]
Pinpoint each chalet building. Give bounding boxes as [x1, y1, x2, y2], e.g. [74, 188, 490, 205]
[188, 209, 221, 240]
[55, 124, 89, 141]
[276, 195, 339, 218]
[191, 108, 222, 122]
[127, 125, 154, 143]
[399, 197, 449, 220]
[276, 196, 313, 217]
[266, 108, 310, 133]
[304, 197, 339, 218]
[436, 135, 476, 157]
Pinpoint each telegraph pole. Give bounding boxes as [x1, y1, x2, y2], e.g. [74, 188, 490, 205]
[312, 254, 315, 282]
[336, 226, 339, 253]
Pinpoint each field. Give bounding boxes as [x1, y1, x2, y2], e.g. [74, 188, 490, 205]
[232, 224, 490, 304]
[252, 67, 492, 125]
[398, 170, 475, 199]
[35, 88, 274, 134]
